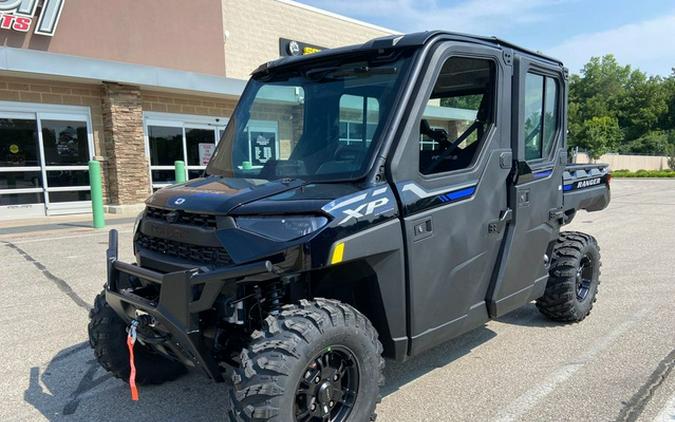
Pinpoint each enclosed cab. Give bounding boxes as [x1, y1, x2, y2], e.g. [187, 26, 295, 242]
[89, 31, 610, 422]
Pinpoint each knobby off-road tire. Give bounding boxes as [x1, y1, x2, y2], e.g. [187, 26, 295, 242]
[227, 298, 384, 422]
[88, 291, 187, 385]
[536, 231, 601, 322]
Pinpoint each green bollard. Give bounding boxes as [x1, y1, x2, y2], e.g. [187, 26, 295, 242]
[175, 160, 186, 184]
[88, 160, 105, 229]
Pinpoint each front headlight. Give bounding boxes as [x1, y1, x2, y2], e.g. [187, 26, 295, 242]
[236, 215, 328, 242]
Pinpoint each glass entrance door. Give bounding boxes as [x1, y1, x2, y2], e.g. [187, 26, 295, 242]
[0, 106, 93, 219]
[144, 114, 226, 190]
[0, 114, 45, 218]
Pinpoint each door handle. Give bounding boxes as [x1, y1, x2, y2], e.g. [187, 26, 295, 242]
[413, 217, 433, 241]
[488, 208, 512, 234]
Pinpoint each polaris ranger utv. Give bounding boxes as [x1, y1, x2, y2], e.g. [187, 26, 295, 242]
[88, 31, 611, 421]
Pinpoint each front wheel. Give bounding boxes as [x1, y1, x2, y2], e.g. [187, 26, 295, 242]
[227, 299, 384, 421]
[536, 231, 601, 322]
[88, 291, 187, 385]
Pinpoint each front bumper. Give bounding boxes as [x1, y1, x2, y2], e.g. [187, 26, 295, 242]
[104, 229, 272, 381]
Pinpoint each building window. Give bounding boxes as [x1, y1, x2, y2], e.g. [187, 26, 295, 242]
[523, 73, 559, 161]
[0, 105, 94, 218]
[339, 95, 379, 145]
[144, 113, 227, 190]
[419, 57, 495, 175]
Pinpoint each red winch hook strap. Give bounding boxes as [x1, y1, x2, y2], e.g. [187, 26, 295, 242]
[127, 320, 139, 401]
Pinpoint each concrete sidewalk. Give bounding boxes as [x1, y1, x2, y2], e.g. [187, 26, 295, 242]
[0, 214, 135, 236]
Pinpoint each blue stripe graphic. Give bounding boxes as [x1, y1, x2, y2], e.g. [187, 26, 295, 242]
[533, 169, 553, 179]
[563, 184, 573, 191]
[437, 186, 476, 203]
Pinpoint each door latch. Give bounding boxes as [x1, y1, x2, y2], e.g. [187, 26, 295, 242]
[488, 208, 512, 234]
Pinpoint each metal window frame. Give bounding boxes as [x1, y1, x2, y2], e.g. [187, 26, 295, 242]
[143, 112, 228, 190]
[0, 101, 94, 215]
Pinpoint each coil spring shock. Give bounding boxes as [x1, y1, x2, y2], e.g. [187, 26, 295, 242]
[265, 281, 283, 315]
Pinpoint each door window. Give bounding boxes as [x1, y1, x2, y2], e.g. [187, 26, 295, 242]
[0, 119, 40, 167]
[0, 109, 93, 215]
[186, 128, 216, 166]
[148, 126, 183, 166]
[144, 114, 226, 190]
[41, 120, 90, 165]
[523, 73, 559, 161]
[419, 57, 495, 175]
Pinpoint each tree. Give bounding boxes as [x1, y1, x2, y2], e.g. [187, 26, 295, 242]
[576, 116, 623, 160]
[616, 71, 668, 141]
[568, 55, 630, 149]
[620, 130, 673, 155]
[568, 56, 673, 156]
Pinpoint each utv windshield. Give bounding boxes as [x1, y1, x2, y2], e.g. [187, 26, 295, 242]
[206, 49, 415, 181]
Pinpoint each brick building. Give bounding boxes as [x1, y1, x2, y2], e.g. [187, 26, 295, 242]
[0, 0, 395, 218]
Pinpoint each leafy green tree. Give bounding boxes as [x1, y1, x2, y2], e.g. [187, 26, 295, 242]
[617, 72, 668, 140]
[576, 116, 623, 160]
[662, 69, 675, 131]
[568, 55, 630, 149]
[620, 130, 673, 155]
[568, 57, 673, 156]
[440, 94, 483, 110]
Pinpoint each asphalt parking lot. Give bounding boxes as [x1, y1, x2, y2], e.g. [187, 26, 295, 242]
[1, 179, 674, 422]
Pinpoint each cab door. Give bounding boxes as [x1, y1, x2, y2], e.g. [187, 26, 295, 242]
[487, 54, 566, 316]
[389, 42, 512, 356]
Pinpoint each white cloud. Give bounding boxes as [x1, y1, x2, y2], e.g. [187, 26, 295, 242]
[305, 0, 568, 34]
[547, 13, 675, 76]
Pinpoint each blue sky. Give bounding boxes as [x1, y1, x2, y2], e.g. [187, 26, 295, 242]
[299, 0, 675, 76]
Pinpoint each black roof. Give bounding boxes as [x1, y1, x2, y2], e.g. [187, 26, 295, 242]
[253, 30, 564, 76]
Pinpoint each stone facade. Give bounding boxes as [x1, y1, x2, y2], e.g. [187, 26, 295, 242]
[101, 83, 150, 205]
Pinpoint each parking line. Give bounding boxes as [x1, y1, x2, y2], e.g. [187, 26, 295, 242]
[492, 308, 650, 422]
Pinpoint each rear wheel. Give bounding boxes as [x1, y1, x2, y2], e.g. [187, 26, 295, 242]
[88, 291, 187, 385]
[536, 231, 601, 322]
[227, 298, 384, 421]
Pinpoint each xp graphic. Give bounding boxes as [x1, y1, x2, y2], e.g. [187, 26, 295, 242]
[0, 0, 64, 36]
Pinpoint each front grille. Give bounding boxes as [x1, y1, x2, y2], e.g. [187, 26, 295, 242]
[136, 233, 233, 266]
[146, 206, 217, 229]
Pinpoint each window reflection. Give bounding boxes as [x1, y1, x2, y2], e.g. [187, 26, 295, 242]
[0, 119, 40, 167]
[41, 120, 89, 165]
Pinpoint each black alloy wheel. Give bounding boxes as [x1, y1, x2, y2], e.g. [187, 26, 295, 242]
[295, 346, 360, 422]
[227, 299, 384, 422]
[536, 231, 602, 322]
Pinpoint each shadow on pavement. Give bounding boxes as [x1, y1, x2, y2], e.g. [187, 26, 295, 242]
[23, 305, 552, 420]
[382, 325, 497, 397]
[24, 342, 227, 421]
[495, 302, 563, 328]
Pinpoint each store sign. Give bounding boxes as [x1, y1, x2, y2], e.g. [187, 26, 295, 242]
[0, 0, 65, 36]
[279, 38, 325, 57]
[249, 130, 276, 167]
[198, 143, 215, 166]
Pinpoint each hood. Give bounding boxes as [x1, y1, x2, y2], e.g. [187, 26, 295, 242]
[147, 176, 306, 214]
[146, 175, 361, 215]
